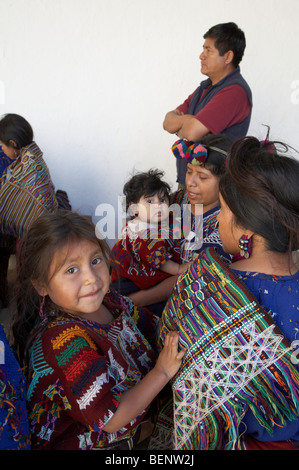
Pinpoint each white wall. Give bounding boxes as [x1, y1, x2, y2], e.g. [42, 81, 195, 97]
[0, 0, 298, 244]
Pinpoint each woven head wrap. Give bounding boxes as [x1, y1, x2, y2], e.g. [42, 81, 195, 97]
[172, 138, 227, 167]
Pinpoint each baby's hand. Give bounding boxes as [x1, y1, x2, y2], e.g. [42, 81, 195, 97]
[155, 331, 186, 381]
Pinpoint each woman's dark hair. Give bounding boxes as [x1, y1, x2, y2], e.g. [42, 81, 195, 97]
[12, 210, 110, 367]
[200, 134, 234, 176]
[204, 22, 246, 68]
[219, 134, 299, 254]
[0, 113, 34, 149]
[123, 169, 171, 212]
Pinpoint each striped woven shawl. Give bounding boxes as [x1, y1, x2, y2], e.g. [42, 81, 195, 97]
[152, 248, 299, 450]
[0, 142, 57, 238]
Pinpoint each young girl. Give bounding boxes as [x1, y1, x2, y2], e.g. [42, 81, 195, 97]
[12, 210, 185, 450]
[110, 169, 190, 315]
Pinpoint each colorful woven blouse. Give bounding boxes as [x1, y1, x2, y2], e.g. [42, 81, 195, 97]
[0, 142, 58, 238]
[0, 147, 16, 249]
[110, 219, 181, 289]
[26, 289, 158, 450]
[233, 269, 299, 343]
[171, 189, 231, 263]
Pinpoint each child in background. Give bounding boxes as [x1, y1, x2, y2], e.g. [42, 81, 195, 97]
[12, 210, 185, 450]
[110, 169, 190, 315]
[0, 114, 58, 307]
[0, 145, 15, 307]
[0, 113, 58, 238]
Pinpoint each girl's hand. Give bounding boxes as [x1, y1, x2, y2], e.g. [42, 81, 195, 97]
[155, 331, 186, 380]
[103, 331, 186, 434]
[178, 262, 192, 274]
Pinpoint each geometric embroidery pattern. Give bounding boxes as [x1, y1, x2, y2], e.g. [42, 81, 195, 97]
[173, 322, 291, 449]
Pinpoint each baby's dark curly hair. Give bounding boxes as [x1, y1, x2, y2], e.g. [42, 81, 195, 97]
[123, 169, 171, 212]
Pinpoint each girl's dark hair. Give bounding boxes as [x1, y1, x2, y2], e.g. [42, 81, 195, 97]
[123, 169, 171, 211]
[0, 113, 34, 149]
[219, 134, 299, 254]
[200, 134, 233, 176]
[12, 210, 110, 367]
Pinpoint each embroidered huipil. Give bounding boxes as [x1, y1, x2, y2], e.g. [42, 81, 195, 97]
[26, 290, 158, 450]
[110, 219, 181, 289]
[171, 189, 231, 264]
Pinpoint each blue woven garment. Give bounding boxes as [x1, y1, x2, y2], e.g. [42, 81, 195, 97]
[0, 147, 14, 178]
[0, 325, 30, 449]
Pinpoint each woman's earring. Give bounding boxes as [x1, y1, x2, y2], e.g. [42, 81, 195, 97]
[238, 235, 252, 259]
[39, 295, 45, 318]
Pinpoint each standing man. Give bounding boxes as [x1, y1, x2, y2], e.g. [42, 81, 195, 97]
[163, 22, 252, 185]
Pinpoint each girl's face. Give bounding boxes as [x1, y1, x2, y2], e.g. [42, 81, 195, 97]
[0, 140, 19, 159]
[41, 239, 110, 319]
[185, 163, 220, 213]
[133, 193, 170, 224]
[217, 194, 244, 255]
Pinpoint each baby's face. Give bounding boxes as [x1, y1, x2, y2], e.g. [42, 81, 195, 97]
[132, 193, 170, 224]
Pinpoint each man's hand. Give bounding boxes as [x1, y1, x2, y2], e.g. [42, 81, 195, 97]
[163, 109, 193, 134]
[163, 109, 209, 141]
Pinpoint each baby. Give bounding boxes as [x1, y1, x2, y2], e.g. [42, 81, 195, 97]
[110, 169, 190, 312]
